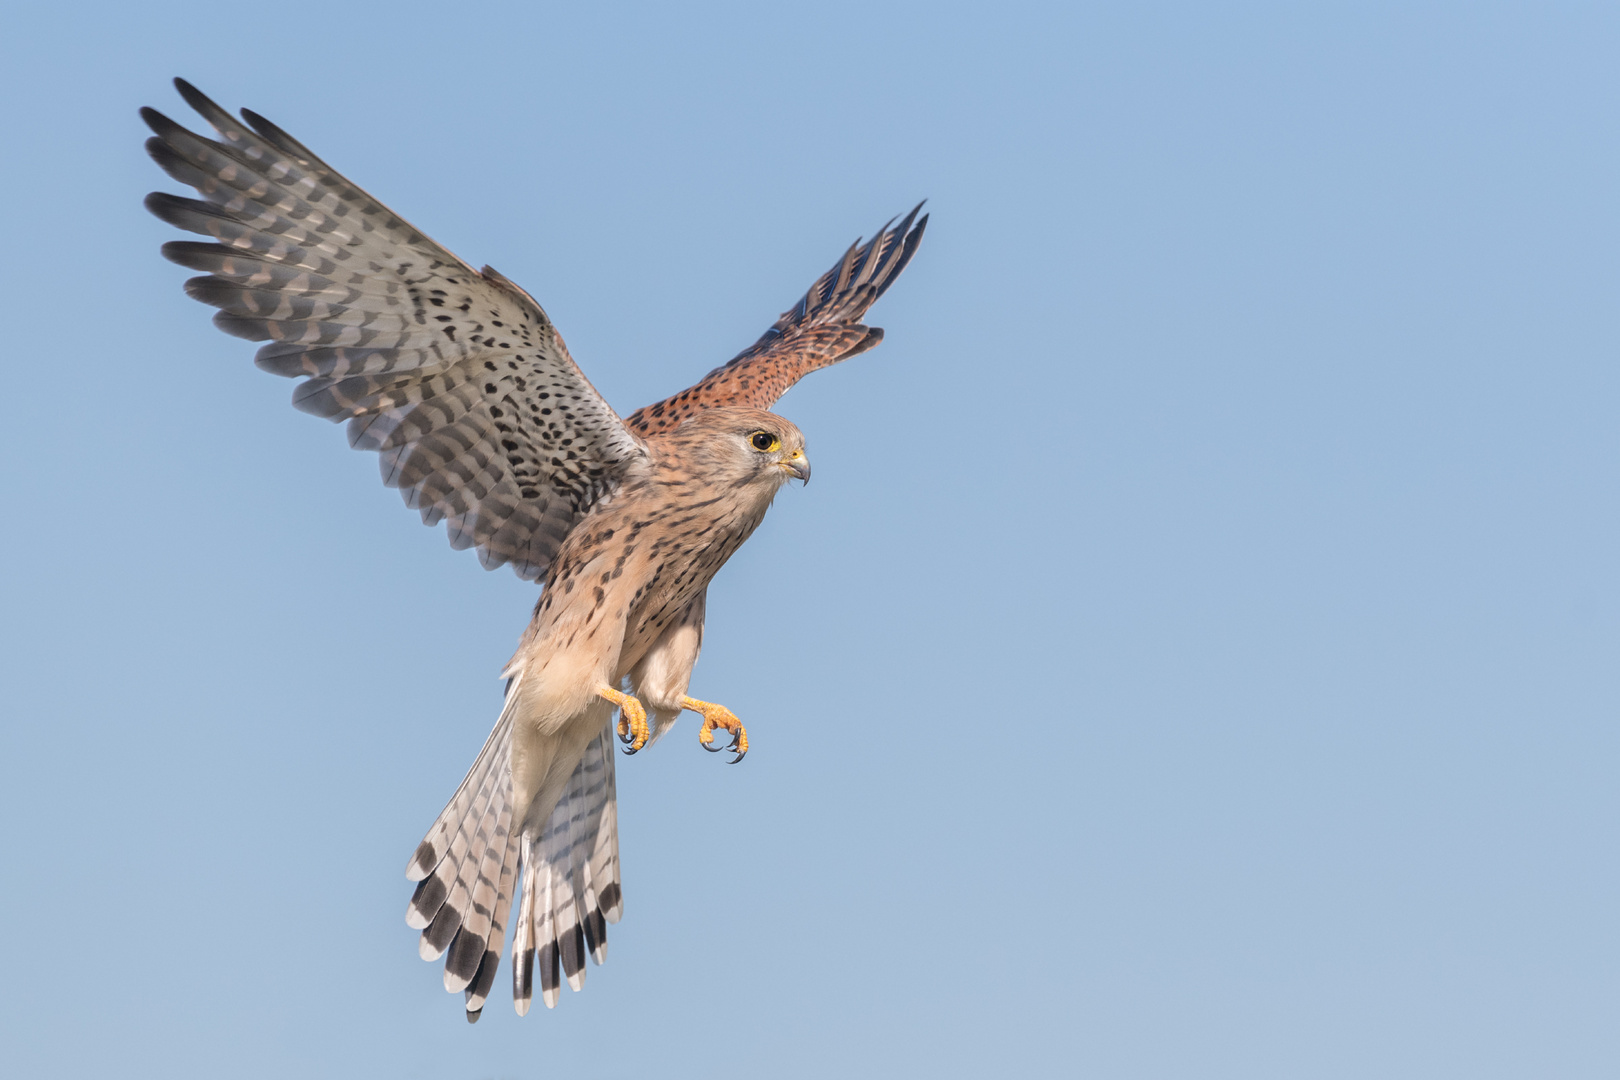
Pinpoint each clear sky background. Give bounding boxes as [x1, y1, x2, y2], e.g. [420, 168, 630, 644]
[2, 2, 1616, 1077]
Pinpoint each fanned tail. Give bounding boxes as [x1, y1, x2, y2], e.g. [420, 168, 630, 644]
[406, 676, 623, 1019]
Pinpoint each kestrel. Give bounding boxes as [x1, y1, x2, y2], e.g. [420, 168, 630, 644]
[142, 79, 926, 1020]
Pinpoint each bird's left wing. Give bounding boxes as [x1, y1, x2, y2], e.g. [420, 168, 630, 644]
[625, 203, 926, 434]
[143, 79, 646, 581]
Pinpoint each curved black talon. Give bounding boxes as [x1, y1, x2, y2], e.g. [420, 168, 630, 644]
[727, 746, 747, 765]
[617, 719, 643, 755]
[701, 736, 724, 753]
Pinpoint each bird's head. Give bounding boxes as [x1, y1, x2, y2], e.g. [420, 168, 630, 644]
[668, 407, 810, 491]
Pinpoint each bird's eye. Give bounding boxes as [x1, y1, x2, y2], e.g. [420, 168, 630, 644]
[750, 431, 780, 452]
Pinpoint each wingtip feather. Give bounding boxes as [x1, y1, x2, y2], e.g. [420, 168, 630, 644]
[172, 78, 234, 132]
[138, 106, 175, 137]
[239, 106, 322, 164]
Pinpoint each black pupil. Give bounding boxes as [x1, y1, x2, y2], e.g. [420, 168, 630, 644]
[752, 432, 774, 450]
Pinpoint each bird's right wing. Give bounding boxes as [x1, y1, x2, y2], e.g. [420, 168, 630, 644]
[144, 79, 646, 581]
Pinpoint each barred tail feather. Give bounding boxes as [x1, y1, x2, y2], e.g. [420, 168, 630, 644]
[510, 722, 622, 1013]
[405, 677, 519, 997]
[462, 820, 521, 1021]
[511, 834, 539, 1016]
[407, 726, 508, 949]
[440, 784, 513, 992]
[553, 757, 590, 993]
[407, 673, 525, 883]
[537, 853, 561, 1009]
[414, 755, 506, 960]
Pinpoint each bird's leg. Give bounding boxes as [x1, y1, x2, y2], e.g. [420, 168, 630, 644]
[600, 687, 650, 754]
[683, 696, 748, 764]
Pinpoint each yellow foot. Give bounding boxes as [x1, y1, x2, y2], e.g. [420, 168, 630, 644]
[683, 696, 749, 764]
[600, 687, 650, 754]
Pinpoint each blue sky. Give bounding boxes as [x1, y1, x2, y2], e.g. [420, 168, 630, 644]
[2, 2, 1617, 1077]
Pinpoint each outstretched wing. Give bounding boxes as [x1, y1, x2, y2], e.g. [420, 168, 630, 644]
[144, 79, 646, 581]
[624, 204, 928, 434]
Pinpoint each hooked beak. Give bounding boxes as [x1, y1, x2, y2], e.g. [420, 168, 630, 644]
[779, 450, 811, 484]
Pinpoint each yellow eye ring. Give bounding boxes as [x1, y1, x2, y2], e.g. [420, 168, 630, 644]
[749, 431, 780, 452]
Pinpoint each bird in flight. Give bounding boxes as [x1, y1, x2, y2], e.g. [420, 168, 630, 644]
[142, 78, 926, 1021]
